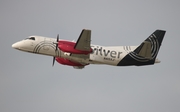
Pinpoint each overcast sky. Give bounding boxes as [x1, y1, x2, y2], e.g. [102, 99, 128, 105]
[1, 0, 180, 112]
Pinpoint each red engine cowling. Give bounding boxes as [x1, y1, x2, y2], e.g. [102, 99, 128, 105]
[58, 40, 92, 54]
[56, 57, 84, 66]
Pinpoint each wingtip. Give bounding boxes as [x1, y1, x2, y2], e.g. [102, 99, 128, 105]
[83, 29, 91, 31]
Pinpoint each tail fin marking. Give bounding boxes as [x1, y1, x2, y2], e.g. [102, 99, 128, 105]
[117, 30, 166, 66]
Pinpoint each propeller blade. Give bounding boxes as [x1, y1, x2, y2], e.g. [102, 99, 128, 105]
[55, 34, 59, 51]
[53, 34, 59, 66]
[52, 57, 55, 66]
[57, 34, 59, 42]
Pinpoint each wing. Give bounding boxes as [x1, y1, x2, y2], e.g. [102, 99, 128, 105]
[74, 29, 91, 51]
[70, 29, 92, 60]
[71, 53, 89, 59]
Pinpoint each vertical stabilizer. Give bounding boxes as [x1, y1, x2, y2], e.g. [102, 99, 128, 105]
[118, 30, 166, 66]
[134, 30, 166, 60]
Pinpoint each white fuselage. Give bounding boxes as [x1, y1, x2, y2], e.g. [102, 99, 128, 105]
[12, 36, 138, 66]
[12, 30, 165, 68]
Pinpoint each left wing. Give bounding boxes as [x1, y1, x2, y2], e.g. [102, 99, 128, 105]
[74, 29, 91, 51]
[70, 29, 92, 60]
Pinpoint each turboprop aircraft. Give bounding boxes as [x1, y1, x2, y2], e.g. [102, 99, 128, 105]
[12, 29, 166, 69]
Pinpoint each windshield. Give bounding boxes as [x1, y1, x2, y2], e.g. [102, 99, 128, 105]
[25, 37, 35, 40]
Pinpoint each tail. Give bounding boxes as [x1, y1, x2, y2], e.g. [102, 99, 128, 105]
[118, 30, 166, 66]
[134, 30, 166, 60]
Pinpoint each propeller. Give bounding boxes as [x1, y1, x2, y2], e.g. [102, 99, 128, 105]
[52, 34, 59, 66]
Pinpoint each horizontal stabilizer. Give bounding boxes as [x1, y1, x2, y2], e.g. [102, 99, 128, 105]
[134, 41, 152, 59]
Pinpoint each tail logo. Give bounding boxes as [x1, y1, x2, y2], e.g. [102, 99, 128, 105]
[128, 34, 159, 62]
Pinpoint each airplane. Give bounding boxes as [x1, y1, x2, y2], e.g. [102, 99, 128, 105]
[12, 29, 166, 69]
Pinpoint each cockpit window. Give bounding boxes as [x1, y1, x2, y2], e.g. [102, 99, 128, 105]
[26, 37, 35, 40]
[29, 37, 35, 40]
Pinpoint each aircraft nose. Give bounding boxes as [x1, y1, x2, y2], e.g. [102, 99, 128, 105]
[12, 42, 20, 49]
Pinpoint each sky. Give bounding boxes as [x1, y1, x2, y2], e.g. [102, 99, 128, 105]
[0, 0, 180, 112]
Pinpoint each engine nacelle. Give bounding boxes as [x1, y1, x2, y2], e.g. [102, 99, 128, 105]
[58, 40, 92, 54]
[56, 57, 84, 66]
